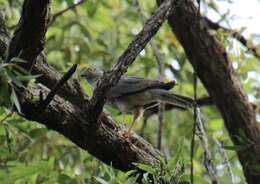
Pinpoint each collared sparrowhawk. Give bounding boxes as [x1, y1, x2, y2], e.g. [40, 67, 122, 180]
[81, 67, 194, 135]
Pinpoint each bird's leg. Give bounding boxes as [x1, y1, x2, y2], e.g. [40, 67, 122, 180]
[122, 113, 125, 124]
[144, 102, 160, 111]
[126, 108, 144, 136]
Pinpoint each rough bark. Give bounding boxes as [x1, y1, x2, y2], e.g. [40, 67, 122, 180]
[20, 86, 162, 171]
[6, 0, 50, 70]
[157, 0, 260, 183]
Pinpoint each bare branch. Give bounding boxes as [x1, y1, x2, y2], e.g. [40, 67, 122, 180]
[190, 71, 198, 184]
[49, 0, 85, 26]
[89, 0, 179, 122]
[196, 108, 219, 184]
[37, 64, 77, 113]
[215, 139, 235, 184]
[144, 96, 212, 118]
[204, 17, 260, 60]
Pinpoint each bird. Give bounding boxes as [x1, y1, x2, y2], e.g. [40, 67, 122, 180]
[80, 67, 194, 136]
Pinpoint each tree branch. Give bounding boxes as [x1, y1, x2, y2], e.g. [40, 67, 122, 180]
[33, 54, 87, 106]
[196, 108, 219, 184]
[49, 0, 85, 26]
[89, 0, 178, 122]
[20, 86, 163, 171]
[215, 139, 235, 184]
[36, 64, 77, 113]
[203, 17, 260, 60]
[0, 3, 164, 172]
[144, 96, 212, 118]
[6, 0, 50, 70]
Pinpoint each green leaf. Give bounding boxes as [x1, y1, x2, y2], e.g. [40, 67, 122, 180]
[10, 161, 50, 181]
[222, 145, 247, 152]
[132, 163, 155, 174]
[10, 88, 21, 113]
[0, 148, 11, 157]
[58, 174, 73, 184]
[29, 128, 48, 139]
[86, 0, 99, 17]
[94, 177, 109, 184]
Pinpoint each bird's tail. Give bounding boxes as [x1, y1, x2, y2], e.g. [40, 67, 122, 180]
[150, 89, 195, 109]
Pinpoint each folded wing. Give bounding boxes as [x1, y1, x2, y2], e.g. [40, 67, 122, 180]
[107, 76, 176, 98]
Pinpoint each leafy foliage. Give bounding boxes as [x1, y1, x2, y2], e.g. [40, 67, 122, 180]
[0, 0, 259, 183]
[0, 57, 39, 112]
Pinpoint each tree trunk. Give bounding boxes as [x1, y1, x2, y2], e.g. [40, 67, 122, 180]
[157, 0, 260, 182]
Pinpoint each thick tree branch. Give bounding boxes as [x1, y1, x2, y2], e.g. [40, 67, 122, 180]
[20, 86, 163, 171]
[157, 0, 260, 183]
[0, 3, 164, 172]
[89, 0, 178, 121]
[6, 0, 50, 70]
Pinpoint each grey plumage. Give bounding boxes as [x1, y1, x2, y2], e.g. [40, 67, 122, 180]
[81, 67, 194, 134]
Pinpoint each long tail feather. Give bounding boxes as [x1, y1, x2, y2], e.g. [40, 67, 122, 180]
[150, 89, 195, 109]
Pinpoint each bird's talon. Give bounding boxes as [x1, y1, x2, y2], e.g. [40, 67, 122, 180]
[122, 132, 132, 138]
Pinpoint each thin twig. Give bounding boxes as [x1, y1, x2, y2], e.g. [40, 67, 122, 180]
[37, 64, 77, 112]
[49, 0, 85, 26]
[215, 139, 235, 184]
[190, 72, 197, 184]
[196, 108, 219, 184]
[144, 96, 213, 118]
[204, 17, 260, 60]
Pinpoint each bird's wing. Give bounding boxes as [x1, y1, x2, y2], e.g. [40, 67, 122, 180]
[107, 76, 176, 98]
